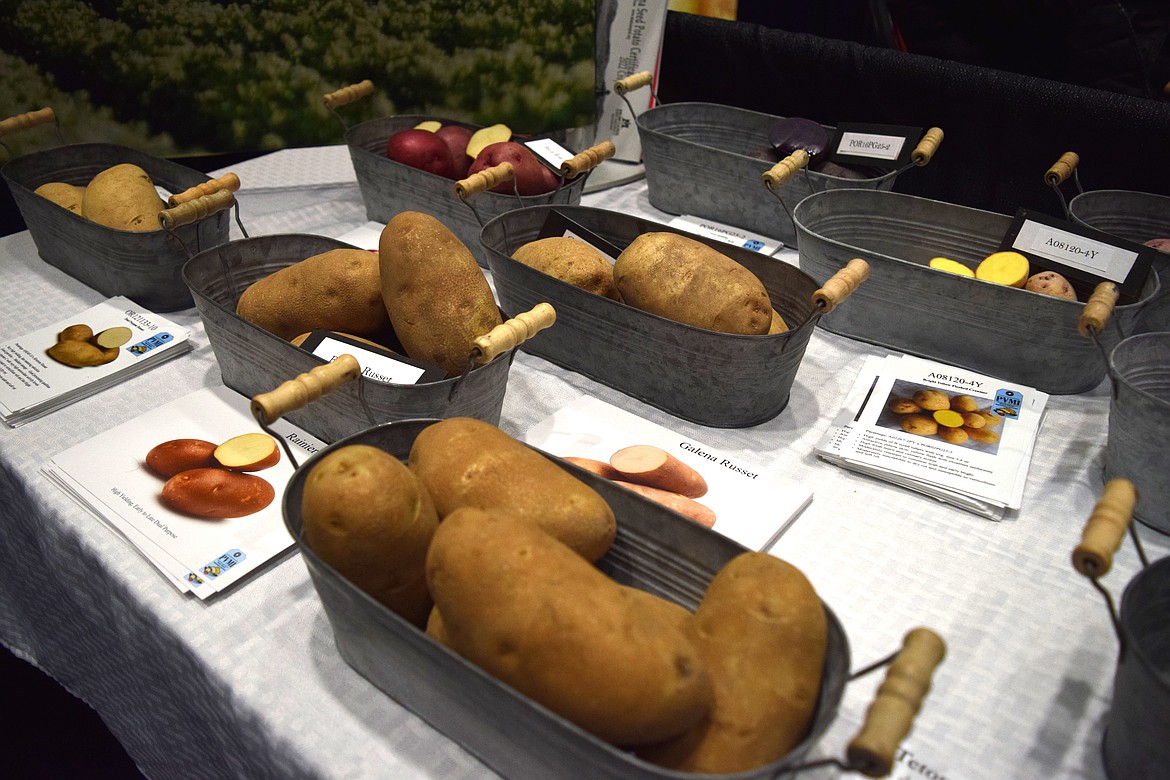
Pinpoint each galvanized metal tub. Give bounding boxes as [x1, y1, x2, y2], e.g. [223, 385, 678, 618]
[344, 115, 587, 266]
[282, 417, 850, 780]
[794, 189, 1160, 394]
[1068, 190, 1170, 334]
[1104, 332, 1170, 534]
[481, 205, 824, 427]
[2, 142, 229, 311]
[1102, 555, 1170, 779]
[636, 102, 904, 247]
[182, 235, 513, 443]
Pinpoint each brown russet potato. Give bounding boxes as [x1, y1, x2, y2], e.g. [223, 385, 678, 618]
[301, 444, 439, 627]
[614, 232, 772, 335]
[407, 417, 616, 562]
[146, 439, 218, 478]
[379, 211, 502, 375]
[35, 181, 86, 214]
[511, 236, 619, 299]
[768, 309, 789, 334]
[160, 468, 274, 518]
[637, 552, 827, 774]
[58, 323, 94, 342]
[426, 506, 713, 747]
[82, 163, 166, 231]
[236, 248, 390, 341]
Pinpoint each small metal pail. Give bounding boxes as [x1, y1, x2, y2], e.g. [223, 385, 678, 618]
[1104, 332, 1170, 534]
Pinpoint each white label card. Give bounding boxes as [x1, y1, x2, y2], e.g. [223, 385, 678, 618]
[310, 337, 428, 385]
[1012, 219, 1137, 281]
[835, 131, 906, 161]
[525, 138, 574, 170]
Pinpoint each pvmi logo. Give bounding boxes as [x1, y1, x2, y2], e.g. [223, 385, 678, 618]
[742, 239, 764, 252]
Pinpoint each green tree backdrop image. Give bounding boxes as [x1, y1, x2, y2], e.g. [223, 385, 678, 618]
[0, 0, 598, 159]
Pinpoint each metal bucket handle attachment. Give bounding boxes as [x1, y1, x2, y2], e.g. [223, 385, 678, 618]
[1077, 281, 1124, 372]
[1043, 151, 1083, 219]
[0, 106, 62, 157]
[760, 149, 812, 227]
[321, 79, 375, 131]
[793, 627, 946, 778]
[1071, 478, 1150, 643]
[250, 354, 365, 468]
[159, 188, 248, 270]
[454, 161, 519, 228]
[449, 302, 557, 400]
[168, 171, 240, 207]
[558, 139, 617, 193]
[613, 70, 657, 119]
[809, 258, 870, 318]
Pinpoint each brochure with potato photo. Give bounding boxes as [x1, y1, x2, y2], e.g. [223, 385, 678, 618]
[524, 396, 813, 551]
[816, 354, 1049, 520]
[42, 385, 327, 599]
[0, 296, 191, 426]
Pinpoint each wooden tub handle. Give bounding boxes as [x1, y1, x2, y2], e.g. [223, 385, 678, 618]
[911, 127, 944, 166]
[1045, 151, 1080, 187]
[0, 107, 55, 139]
[561, 140, 616, 178]
[455, 162, 514, 198]
[761, 149, 810, 190]
[1078, 281, 1119, 337]
[1072, 479, 1137, 578]
[250, 354, 362, 426]
[614, 70, 653, 96]
[813, 259, 870, 312]
[322, 80, 374, 110]
[472, 303, 556, 365]
[846, 627, 946, 778]
[168, 172, 240, 207]
[158, 188, 236, 230]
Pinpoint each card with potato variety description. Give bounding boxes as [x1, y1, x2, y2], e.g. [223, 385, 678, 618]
[815, 354, 1049, 520]
[42, 385, 327, 598]
[525, 396, 813, 551]
[0, 296, 190, 427]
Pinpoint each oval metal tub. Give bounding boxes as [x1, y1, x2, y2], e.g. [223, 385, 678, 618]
[794, 189, 1159, 395]
[481, 205, 826, 428]
[636, 102, 908, 247]
[1068, 189, 1170, 333]
[345, 115, 587, 266]
[2, 142, 230, 311]
[282, 417, 850, 780]
[182, 234, 513, 443]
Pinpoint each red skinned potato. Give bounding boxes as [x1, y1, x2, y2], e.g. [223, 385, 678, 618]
[386, 129, 455, 178]
[1144, 238, 1170, 254]
[614, 481, 716, 528]
[609, 444, 708, 498]
[146, 439, 218, 478]
[435, 125, 474, 179]
[1025, 270, 1077, 300]
[468, 141, 558, 195]
[161, 468, 275, 519]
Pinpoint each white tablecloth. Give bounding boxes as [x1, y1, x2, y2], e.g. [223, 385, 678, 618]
[1, 146, 1165, 780]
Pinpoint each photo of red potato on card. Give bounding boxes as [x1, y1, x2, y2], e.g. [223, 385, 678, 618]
[564, 444, 716, 528]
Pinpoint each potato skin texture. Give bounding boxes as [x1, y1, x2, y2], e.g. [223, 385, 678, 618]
[637, 552, 827, 773]
[146, 439, 218, 478]
[512, 236, 619, 299]
[160, 468, 274, 518]
[379, 211, 502, 375]
[237, 249, 390, 341]
[301, 444, 438, 627]
[35, 182, 86, 214]
[82, 163, 166, 231]
[426, 507, 713, 747]
[408, 417, 616, 562]
[614, 232, 771, 335]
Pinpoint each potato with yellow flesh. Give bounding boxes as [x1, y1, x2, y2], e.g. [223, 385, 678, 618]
[82, 163, 166, 231]
[614, 232, 771, 335]
[426, 506, 713, 747]
[379, 212, 502, 375]
[301, 444, 438, 628]
[638, 552, 827, 774]
[511, 236, 619, 299]
[928, 257, 974, 277]
[408, 417, 616, 562]
[975, 251, 1030, 287]
[1025, 270, 1077, 300]
[35, 182, 86, 214]
[237, 249, 390, 341]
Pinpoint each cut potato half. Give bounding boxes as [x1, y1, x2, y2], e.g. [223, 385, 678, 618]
[214, 432, 281, 471]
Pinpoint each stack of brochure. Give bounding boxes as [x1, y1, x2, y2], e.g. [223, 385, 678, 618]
[815, 354, 1049, 520]
[0, 297, 191, 426]
[43, 386, 327, 599]
[526, 396, 813, 551]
